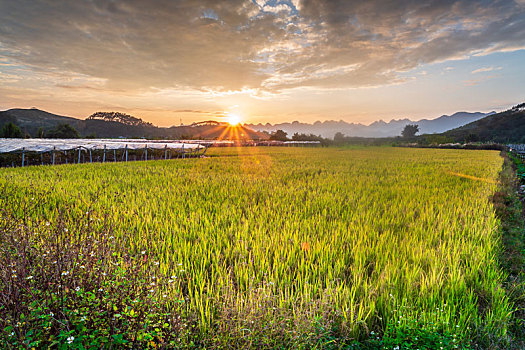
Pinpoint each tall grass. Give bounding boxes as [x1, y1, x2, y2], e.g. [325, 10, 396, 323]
[0, 147, 512, 348]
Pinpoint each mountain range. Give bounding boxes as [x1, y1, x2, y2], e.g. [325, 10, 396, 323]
[246, 111, 494, 138]
[0, 107, 515, 141]
[0, 109, 266, 140]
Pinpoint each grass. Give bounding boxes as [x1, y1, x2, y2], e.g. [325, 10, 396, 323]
[0, 146, 519, 348]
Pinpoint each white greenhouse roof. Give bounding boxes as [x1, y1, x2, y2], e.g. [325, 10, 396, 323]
[0, 138, 205, 153]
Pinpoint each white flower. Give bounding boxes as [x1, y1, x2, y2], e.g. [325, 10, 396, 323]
[10, 332, 14, 336]
[80, 265, 85, 269]
[98, 288, 103, 292]
[109, 236, 114, 240]
[12, 274, 17, 278]
[64, 228, 68, 232]
[149, 289, 154, 293]
[163, 294, 167, 298]
[26, 275, 33, 280]
[102, 272, 107, 276]
[141, 251, 146, 255]
[168, 279, 173, 283]
[67, 336, 74, 344]
[170, 275, 176, 279]
[46, 222, 50, 226]
[154, 261, 159, 266]
[61, 271, 69, 276]
[50, 312, 54, 317]
[150, 282, 155, 286]
[75, 287, 80, 292]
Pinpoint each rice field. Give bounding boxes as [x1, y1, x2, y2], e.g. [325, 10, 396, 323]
[0, 147, 514, 347]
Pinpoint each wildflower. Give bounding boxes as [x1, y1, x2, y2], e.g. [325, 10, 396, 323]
[12, 274, 17, 278]
[61, 271, 69, 276]
[370, 331, 374, 335]
[80, 265, 85, 269]
[102, 272, 107, 276]
[149, 289, 154, 293]
[64, 228, 68, 232]
[10, 332, 14, 336]
[163, 294, 167, 298]
[98, 288, 103, 292]
[141, 251, 146, 255]
[168, 279, 173, 283]
[46, 222, 50, 226]
[109, 236, 114, 239]
[154, 261, 160, 266]
[75, 287, 80, 292]
[67, 336, 74, 344]
[26, 275, 33, 280]
[150, 282, 155, 286]
[50, 312, 54, 317]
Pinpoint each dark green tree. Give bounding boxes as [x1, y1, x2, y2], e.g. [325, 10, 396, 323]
[45, 123, 80, 139]
[269, 129, 288, 141]
[0, 122, 24, 138]
[37, 127, 45, 138]
[401, 124, 419, 138]
[334, 132, 346, 143]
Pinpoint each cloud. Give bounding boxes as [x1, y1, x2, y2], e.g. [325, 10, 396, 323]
[471, 66, 502, 74]
[0, 0, 523, 94]
[463, 75, 499, 86]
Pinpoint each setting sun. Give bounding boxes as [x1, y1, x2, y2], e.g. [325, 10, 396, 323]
[226, 114, 242, 126]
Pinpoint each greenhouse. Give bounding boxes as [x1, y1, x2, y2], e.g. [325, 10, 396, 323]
[0, 138, 208, 167]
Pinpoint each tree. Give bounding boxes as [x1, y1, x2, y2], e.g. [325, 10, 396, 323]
[333, 132, 346, 143]
[0, 122, 24, 138]
[37, 127, 45, 138]
[45, 123, 79, 138]
[269, 129, 288, 141]
[401, 124, 419, 138]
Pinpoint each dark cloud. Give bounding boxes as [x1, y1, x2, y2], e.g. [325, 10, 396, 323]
[0, 0, 523, 92]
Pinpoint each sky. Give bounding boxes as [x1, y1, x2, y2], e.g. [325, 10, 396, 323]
[0, 0, 524, 126]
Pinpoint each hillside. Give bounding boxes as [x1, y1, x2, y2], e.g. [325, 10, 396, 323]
[247, 111, 492, 138]
[0, 108, 267, 140]
[443, 103, 525, 143]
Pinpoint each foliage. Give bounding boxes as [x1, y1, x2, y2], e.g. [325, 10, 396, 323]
[87, 112, 154, 127]
[0, 122, 24, 138]
[0, 147, 515, 348]
[401, 124, 419, 138]
[269, 129, 289, 141]
[45, 123, 80, 139]
[443, 104, 525, 143]
[0, 188, 191, 348]
[423, 134, 453, 145]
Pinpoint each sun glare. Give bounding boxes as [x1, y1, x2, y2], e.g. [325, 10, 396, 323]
[227, 114, 242, 126]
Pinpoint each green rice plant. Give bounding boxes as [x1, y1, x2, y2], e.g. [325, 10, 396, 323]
[0, 147, 514, 348]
